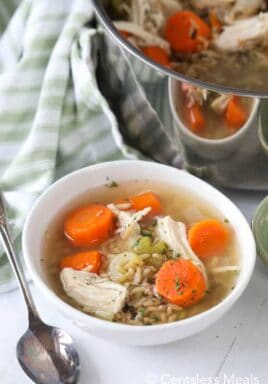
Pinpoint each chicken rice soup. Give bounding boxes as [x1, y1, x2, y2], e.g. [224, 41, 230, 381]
[177, 83, 253, 139]
[108, 0, 268, 92]
[42, 181, 239, 326]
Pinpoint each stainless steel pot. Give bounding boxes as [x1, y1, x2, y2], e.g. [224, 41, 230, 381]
[92, 0, 268, 98]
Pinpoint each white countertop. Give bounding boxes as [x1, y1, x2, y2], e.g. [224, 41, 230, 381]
[0, 188, 267, 384]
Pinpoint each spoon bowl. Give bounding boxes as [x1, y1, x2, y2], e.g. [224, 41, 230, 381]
[17, 322, 80, 384]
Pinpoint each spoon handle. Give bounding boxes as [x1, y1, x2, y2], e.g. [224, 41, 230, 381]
[0, 193, 39, 321]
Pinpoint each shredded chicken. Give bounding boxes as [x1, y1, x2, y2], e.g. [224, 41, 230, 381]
[214, 12, 268, 51]
[108, 203, 151, 243]
[181, 82, 208, 107]
[114, 21, 170, 51]
[60, 269, 127, 320]
[155, 216, 208, 286]
[210, 94, 232, 114]
[131, 0, 181, 33]
[114, 0, 181, 49]
[210, 266, 240, 273]
[232, 0, 265, 19]
[192, 0, 264, 22]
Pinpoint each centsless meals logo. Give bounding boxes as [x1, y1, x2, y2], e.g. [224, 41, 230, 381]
[145, 373, 260, 384]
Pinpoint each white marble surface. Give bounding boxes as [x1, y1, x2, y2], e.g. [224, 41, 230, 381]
[0, 188, 267, 384]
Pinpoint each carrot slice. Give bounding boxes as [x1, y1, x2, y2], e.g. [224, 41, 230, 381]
[188, 219, 230, 260]
[60, 251, 102, 273]
[156, 259, 206, 307]
[188, 104, 206, 134]
[141, 46, 171, 67]
[64, 204, 115, 247]
[165, 11, 211, 53]
[130, 192, 162, 216]
[225, 96, 247, 130]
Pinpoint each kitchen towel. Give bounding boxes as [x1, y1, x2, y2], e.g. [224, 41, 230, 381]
[0, 0, 267, 292]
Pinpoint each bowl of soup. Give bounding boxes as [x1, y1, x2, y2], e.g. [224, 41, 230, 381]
[169, 79, 260, 161]
[22, 161, 256, 346]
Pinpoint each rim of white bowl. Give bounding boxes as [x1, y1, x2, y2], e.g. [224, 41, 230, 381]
[22, 161, 256, 333]
[168, 78, 260, 146]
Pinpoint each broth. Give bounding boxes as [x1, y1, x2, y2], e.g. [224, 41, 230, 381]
[42, 180, 239, 325]
[176, 86, 253, 140]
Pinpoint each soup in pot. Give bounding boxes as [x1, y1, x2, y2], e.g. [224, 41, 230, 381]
[108, 0, 268, 92]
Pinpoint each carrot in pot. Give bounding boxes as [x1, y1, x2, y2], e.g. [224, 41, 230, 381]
[130, 192, 162, 216]
[60, 251, 102, 273]
[188, 219, 230, 260]
[188, 103, 206, 134]
[155, 259, 206, 307]
[64, 204, 115, 247]
[141, 46, 171, 67]
[225, 96, 247, 130]
[165, 11, 211, 54]
[119, 30, 131, 39]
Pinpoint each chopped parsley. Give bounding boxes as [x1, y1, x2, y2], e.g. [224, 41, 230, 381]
[175, 277, 181, 292]
[105, 180, 119, 188]
[141, 229, 153, 237]
[139, 307, 145, 317]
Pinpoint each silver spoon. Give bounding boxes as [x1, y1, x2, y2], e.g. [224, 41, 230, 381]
[0, 193, 80, 384]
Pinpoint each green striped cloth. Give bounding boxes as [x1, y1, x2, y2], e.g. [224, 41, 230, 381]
[2, 0, 266, 293]
[0, 0, 183, 292]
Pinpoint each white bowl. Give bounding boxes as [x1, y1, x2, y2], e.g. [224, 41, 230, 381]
[169, 79, 260, 161]
[23, 161, 256, 346]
